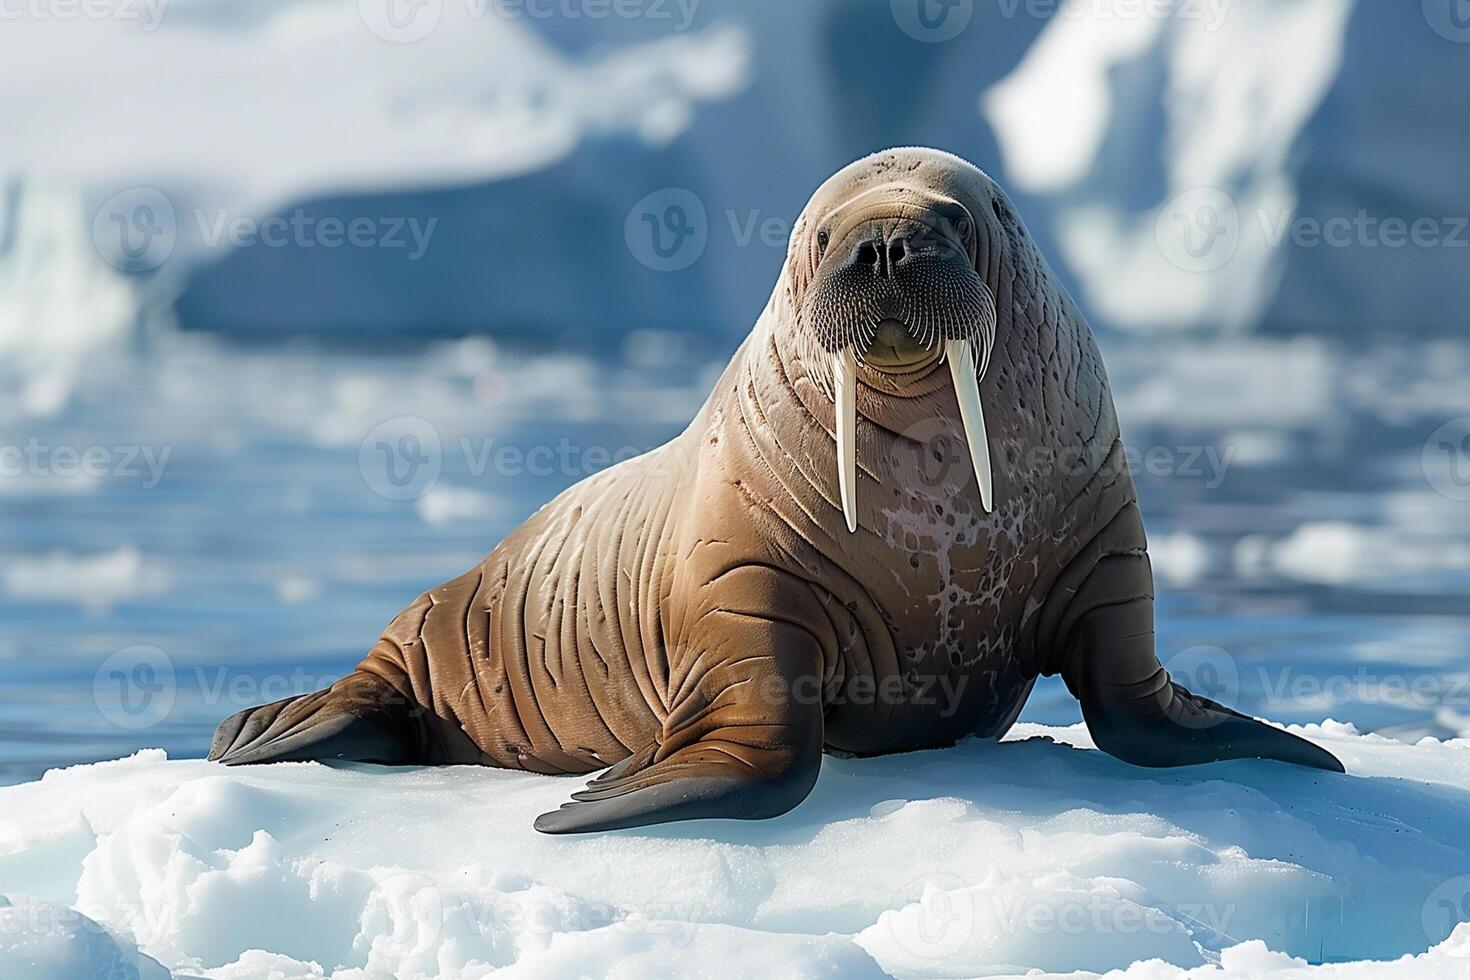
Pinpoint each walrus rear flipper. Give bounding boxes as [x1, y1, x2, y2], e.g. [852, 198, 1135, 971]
[209, 671, 424, 766]
[1058, 505, 1344, 774]
[537, 600, 828, 834]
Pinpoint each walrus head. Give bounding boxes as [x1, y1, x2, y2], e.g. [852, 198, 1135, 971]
[786, 148, 1001, 532]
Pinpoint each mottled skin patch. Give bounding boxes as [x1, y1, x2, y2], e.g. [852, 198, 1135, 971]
[210, 149, 1343, 833]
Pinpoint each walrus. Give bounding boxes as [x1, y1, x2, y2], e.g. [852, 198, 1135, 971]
[210, 147, 1343, 833]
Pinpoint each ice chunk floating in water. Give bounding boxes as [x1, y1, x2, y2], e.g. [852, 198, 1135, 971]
[4, 723, 1470, 977]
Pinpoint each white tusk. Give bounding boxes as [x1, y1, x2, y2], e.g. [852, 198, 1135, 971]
[833, 346, 858, 533]
[945, 339, 994, 513]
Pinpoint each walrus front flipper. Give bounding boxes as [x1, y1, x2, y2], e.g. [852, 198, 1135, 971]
[533, 740, 821, 834]
[209, 671, 424, 766]
[1056, 505, 1344, 774]
[536, 589, 827, 834]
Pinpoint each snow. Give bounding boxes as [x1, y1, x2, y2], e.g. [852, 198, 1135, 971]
[5, 723, 1470, 978]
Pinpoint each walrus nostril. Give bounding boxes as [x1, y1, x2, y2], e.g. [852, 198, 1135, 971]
[845, 231, 916, 278]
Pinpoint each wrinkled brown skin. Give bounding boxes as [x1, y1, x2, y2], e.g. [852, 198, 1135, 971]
[211, 148, 1343, 833]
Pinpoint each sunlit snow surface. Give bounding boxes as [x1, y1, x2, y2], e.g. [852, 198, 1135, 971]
[8, 725, 1470, 977]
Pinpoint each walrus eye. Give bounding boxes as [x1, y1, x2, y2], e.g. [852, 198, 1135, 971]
[954, 217, 970, 239]
[817, 229, 830, 253]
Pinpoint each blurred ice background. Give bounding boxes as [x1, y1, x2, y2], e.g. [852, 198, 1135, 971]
[2, 0, 1469, 783]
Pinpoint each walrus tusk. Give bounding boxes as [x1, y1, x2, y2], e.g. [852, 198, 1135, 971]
[945, 339, 993, 513]
[833, 347, 858, 533]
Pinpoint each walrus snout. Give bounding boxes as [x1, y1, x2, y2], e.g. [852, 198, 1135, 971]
[864, 318, 941, 372]
[801, 194, 989, 358]
[829, 207, 971, 284]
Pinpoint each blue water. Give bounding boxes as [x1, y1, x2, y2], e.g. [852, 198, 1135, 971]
[4, 332, 1469, 785]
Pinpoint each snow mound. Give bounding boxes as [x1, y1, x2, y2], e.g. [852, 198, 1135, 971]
[4, 724, 1470, 977]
